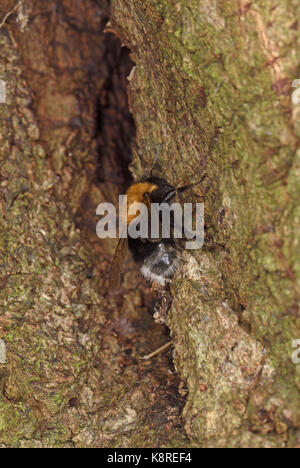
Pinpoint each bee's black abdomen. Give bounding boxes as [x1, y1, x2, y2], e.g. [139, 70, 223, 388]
[129, 237, 179, 285]
[128, 237, 158, 265]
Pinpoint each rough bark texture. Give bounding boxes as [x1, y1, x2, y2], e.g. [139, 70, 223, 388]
[110, 0, 300, 448]
[0, 0, 299, 448]
[0, 0, 187, 448]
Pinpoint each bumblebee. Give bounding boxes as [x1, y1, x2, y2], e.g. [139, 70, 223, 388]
[109, 175, 204, 289]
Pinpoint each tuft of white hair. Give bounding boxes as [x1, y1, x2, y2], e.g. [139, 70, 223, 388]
[140, 255, 180, 286]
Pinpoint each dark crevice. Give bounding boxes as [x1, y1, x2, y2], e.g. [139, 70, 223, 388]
[0, 0, 189, 447]
[96, 34, 135, 192]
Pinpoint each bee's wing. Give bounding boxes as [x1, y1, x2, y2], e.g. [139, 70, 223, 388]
[109, 237, 128, 289]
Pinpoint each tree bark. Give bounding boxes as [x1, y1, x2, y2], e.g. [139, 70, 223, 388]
[110, 0, 300, 447]
[0, 0, 187, 448]
[0, 0, 299, 448]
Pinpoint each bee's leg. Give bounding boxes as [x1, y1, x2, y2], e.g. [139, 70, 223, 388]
[202, 236, 225, 250]
[177, 173, 207, 194]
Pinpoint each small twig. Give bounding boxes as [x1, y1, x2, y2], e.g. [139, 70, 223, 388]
[0, 1, 22, 30]
[140, 341, 172, 360]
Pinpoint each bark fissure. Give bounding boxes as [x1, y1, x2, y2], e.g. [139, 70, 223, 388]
[110, 0, 300, 448]
[0, 0, 188, 448]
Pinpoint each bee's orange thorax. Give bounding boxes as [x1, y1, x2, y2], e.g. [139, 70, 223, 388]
[125, 182, 158, 224]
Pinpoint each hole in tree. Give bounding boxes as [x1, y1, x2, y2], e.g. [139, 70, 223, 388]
[95, 35, 135, 193]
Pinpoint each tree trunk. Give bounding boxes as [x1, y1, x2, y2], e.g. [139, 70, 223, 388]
[0, 0, 299, 448]
[110, 0, 300, 448]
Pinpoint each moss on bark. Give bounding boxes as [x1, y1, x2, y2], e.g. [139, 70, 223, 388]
[111, 0, 300, 447]
[0, 0, 187, 448]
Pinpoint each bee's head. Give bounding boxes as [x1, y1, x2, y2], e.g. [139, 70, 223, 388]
[126, 178, 176, 206]
[125, 178, 176, 224]
[142, 177, 176, 203]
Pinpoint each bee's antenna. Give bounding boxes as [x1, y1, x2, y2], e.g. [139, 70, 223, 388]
[149, 144, 162, 177]
[177, 174, 207, 194]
